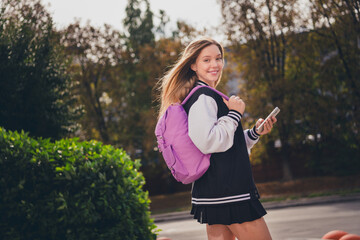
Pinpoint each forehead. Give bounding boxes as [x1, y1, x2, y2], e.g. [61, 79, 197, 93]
[198, 44, 222, 57]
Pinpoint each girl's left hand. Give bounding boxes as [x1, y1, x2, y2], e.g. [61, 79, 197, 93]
[255, 116, 277, 135]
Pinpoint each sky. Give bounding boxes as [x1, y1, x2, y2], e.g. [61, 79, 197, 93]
[42, 0, 224, 40]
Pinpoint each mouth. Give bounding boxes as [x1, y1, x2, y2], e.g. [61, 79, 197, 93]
[208, 70, 219, 75]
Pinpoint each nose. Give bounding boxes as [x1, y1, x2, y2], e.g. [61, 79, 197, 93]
[211, 59, 219, 68]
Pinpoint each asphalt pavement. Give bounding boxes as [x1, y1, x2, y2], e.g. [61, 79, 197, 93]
[151, 193, 360, 223]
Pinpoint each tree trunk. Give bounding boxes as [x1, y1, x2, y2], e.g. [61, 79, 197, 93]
[279, 119, 293, 181]
[281, 143, 293, 181]
[82, 75, 110, 144]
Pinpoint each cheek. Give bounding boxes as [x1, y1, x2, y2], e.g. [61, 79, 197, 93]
[198, 63, 208, 72]
[219, 61, 224, 69]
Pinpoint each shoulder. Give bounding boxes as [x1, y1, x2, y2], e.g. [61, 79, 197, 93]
[183, 86, 223, 113]
[188, 87, 222, 103]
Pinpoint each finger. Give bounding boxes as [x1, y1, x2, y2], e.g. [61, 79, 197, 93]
[223, 98, 229, 107]
[269, 116, 275, 123]
[265, 123, 271, 132]
[266, 121, 272, 130]
[261, 125, 268, 135]
[264, 122, 269, 131]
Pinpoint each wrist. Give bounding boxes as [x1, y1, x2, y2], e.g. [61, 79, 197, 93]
[253, 125, 261, 136]
[227, 110, 242, 122]
[247, 125, 261, 140]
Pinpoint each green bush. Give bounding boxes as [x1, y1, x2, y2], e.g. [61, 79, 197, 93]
[0, 127, 157, 240]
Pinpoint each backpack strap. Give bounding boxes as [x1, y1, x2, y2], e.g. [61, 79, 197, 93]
[181, 85, 229, 105]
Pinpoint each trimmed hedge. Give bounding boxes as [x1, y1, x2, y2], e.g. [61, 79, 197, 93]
[0, 127, 156, 240]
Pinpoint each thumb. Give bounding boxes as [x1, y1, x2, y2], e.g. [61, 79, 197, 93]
[256, 118, 264, 128]
[223, 98, 229, 107]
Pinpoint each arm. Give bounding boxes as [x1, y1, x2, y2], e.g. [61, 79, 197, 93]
[188, 94, 242, 154]
[244, 116, 278, 154]
[243, 126, 260, 154]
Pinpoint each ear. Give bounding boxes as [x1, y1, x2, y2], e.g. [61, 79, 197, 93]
[191, 63, 197, 72]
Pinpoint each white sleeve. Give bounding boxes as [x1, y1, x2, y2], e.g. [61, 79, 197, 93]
[243, 126, 261, 154]
[188, 94, 242, 154]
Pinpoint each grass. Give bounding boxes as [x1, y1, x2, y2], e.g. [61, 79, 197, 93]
[149, 175, 360, 215]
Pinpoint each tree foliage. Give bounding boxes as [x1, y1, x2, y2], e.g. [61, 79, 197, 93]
[220, 0, 360, 178]
[0, 0, 81, 140]
[61, 22, 126, 144]
[123, 0, 154, 54]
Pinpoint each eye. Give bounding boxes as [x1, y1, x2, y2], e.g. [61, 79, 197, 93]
[203, 59, 210, 62]
[216, 57, 222, 61]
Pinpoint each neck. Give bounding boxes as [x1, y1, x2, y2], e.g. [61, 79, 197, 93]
[198, 80, 215, 88]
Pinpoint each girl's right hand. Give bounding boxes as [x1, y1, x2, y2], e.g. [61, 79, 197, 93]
[225, 95, 246, 115]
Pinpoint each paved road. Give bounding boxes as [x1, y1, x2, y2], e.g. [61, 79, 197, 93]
[155, 200, 360, 240]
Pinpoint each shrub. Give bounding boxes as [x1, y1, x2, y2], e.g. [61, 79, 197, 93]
[0, 127, 157, 240]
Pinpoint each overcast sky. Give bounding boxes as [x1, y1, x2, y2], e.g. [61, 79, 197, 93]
[43, 0, 223, 40]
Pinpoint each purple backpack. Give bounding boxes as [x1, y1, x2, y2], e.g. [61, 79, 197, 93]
[155, 85, 229, 184]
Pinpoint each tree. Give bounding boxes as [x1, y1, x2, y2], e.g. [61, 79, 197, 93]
[220, 0, 360, 178]
[0, 0, 81, 140]
[123, 0, 154, 55]
[61, 22, 126, 144]
[309, 0, 360, 143]
[305, 0, 360, 174]
[220, 0, 304, 180]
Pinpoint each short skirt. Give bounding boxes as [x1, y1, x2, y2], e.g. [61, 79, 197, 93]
[190, 198, 267, 225]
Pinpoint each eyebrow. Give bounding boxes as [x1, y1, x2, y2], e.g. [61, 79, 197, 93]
[201, 54, 222, 58]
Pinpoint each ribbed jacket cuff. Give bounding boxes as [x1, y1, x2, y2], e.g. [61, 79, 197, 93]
[248, 125, 261, 140]
[227, 110, 242, 122]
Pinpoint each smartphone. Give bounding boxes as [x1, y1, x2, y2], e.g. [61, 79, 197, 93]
[256, 107, 280, 133]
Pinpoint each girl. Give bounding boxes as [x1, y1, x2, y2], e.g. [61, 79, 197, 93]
[158, 37, 276, 240]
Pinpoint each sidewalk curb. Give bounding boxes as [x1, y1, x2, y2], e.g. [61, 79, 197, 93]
[151, 193, 360, 223]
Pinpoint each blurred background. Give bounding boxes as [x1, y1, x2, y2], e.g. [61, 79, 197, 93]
[1, 0, 359, 202]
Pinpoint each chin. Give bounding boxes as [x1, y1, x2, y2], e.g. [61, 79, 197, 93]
[205, 80, 217, 85]
[205, 77, 218, 82]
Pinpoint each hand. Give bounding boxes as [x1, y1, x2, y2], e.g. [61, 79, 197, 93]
[223, 95, 245, 115]
[255, 116, 277, 135]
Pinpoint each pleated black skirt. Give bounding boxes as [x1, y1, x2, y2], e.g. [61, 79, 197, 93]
[190, 198, 267, 225]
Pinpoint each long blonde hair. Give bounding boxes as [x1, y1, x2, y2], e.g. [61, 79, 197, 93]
[158, 37, 224, 118]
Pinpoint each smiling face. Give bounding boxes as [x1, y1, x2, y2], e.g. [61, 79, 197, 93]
[191, 44, 224, 88]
